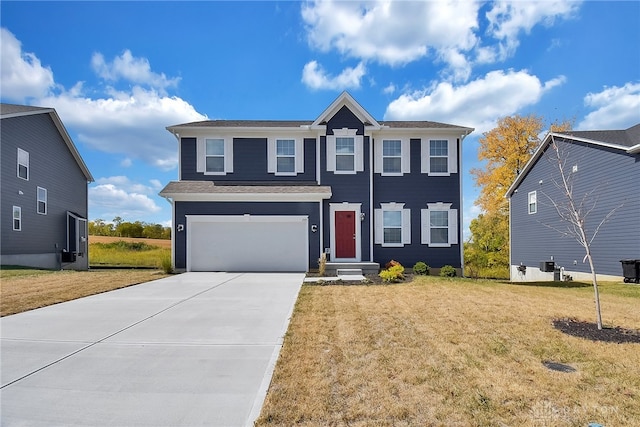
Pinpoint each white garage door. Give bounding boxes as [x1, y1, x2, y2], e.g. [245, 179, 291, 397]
[186, 215, 309, 272]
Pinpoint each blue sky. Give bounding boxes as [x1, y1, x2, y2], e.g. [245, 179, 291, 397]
[2, 1, 639, 238]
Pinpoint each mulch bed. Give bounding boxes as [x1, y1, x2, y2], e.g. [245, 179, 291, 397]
[552, 318, 640, 344]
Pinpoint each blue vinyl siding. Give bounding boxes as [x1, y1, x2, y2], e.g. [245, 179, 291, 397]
[174, 201, 321, 270]
[510, 138, 640, 276]
[374, 138, 461, 268]
[321, 107, 372, 261]
[180, 137, 316, 181]
[1, 113, 89, 269]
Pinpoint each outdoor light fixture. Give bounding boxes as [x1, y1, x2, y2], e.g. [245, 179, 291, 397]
[177, 224, 184, 232]
[360, 213, 365, 221]
[311, 224, 318, 233]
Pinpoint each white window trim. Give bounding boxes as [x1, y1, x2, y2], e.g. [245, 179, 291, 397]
[421, 138, 458, 176]
[528, 191, 537, 214]
[17, 148, 29, 181]
[329, 202, 362, 262]
[196, 137, 233, 175]
[13, 206, 21, 231]
[326, 128, 364, 174]
[421, 202, 458, 247]
[37, 187, 47, 215]
[374, 202, 411, 247]
[374, 138, 410, 176]
[268, 137, 304, 175]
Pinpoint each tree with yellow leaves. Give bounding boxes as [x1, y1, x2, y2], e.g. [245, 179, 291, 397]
[466, 115, 572, 278]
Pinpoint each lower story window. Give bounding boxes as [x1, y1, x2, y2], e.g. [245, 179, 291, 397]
[13, 206, 21, 231]
[375, 203, 411, 247]
[421, 203, 458, 247]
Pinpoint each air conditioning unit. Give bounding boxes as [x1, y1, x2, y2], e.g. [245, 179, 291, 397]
[539, 261, 555, 272]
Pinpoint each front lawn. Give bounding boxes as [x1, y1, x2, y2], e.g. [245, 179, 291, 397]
[257, 277, 640, 426]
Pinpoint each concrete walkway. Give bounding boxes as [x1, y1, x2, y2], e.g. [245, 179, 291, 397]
[0, 272, 303, 426]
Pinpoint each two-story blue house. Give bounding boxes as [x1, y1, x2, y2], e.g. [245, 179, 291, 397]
[507, 124, 640, 282]
[160, 92, 473, 274]
[1, 104, 94, 270]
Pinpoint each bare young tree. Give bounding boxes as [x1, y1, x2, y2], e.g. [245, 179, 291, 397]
[541, 136, 623, 330]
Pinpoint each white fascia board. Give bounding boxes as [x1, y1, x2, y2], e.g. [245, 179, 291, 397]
[370, 128, 470, 139]
[165, 192, 332, 203]
[627, 144, 640, 154]
[165, 127, 318, 139]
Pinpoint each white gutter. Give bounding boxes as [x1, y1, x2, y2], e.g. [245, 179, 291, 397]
[368, 131, 374, 262]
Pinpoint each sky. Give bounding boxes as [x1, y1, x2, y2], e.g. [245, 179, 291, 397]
[1, 0, 639, 239]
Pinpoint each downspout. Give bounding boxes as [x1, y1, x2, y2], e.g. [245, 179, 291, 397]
[316, 131, 324, 260]
[368, 132, 374, 262]
[458, 134, 466, 277]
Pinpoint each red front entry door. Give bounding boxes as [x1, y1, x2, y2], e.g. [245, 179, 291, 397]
[335, 211, 356, 259]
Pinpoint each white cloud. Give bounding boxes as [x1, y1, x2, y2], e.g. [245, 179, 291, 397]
[91, 50, 180, 93]
[1, 28, 206, 171]
[302, 60, 366, 90]
[302, 0, 479, 77]
[577, 82, 640, 130]
[484, 0, 581, 61]
[89, 178, 161, 222]
[0, 27, 55, 101]
[39, 86, 205, 170]
[383, 83, 396, 95]
[120, 158, 133, 167]
[385, 70, 566, 133]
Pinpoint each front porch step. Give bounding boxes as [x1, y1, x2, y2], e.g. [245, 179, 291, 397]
[336, 268, 363, 276]
[325, 262, 380, 276]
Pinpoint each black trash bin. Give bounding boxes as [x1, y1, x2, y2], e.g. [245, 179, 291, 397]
[620, 260, 640, 284]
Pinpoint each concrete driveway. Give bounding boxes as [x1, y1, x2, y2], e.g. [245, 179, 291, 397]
[0, 272, 303, 426]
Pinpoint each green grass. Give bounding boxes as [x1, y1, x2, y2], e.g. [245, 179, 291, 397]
[89, 241, 170, 268]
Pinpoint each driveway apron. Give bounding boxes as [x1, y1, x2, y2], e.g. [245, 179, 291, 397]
[0, 272, 303, 426]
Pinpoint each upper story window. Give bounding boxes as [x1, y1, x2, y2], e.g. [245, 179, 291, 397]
[374, 138, 410, 176]
[326, 128, 364, 174]
[421, 139, 457, 176]
[206, 139, 225, 173]
[336, 137, 355, 171]
[374, 202, 411, 247]
[17, 148, 29, 180]
[37, 187, 47, 215]
[13, 206, 22, 231]
[196, 137, 233, 175]
[268, 138, 304, 175]
[421, 202, 458, 247]
[528, 191, 537, 214]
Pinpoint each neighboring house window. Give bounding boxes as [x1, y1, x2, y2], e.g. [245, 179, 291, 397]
[37, 187, 47, 215]
[528, 191, 537, 214]
[17, 148, 29, 180]
[326, 128, 364, 173]
[421, 203, 458, 247]
[374, 203, 411, 247]
[196, 137, 233, 175]
[374, 139, 410, 175]
[421, 139, 458, 175]
[267, 138, 304, 175]
[13, 206, 21, 231]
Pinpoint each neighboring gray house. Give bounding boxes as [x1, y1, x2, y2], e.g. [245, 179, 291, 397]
[1, 104, 94, 270]
[506, 124, 640, 282]
[160, 92, 473, 273]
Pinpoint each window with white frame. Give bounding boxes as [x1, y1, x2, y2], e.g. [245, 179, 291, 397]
[197, 137, 233, 175]
[17, 148, 29, 180]
[268, 138, 304, 175]
[429, 140, 448, 173]
[421, 203, 458, 247]
[13, 206, 21, 231]
[37, 187, 47, 215]
[528, 191, 537, 214]
[383, 140, 402, 174]
[326, 128, 364, 173]
[374, 138, 410, 175]
[336, 137, 355, 171]
[205, 138, 225, 173]
[421, 139, 457, 176]
[374, 203, 411, 247]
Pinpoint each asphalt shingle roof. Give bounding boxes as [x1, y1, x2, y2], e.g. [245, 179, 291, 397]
[561, 123, 640, 148]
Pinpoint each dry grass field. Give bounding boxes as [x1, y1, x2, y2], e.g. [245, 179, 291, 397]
[88, 235, 171, 248]
[257, 277, 640, 426]
[0, 268, 168, 316]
